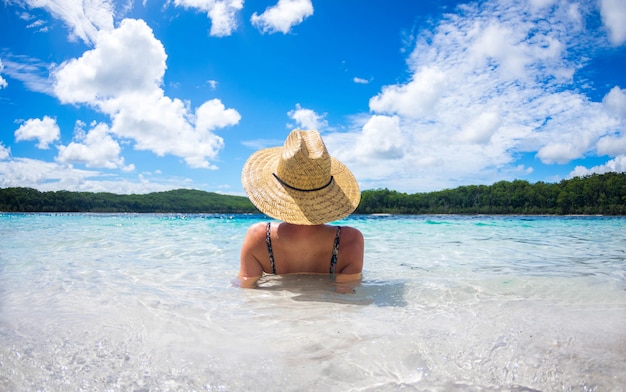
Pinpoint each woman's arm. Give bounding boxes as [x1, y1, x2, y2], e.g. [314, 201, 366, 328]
[334, 227, 364, 294]
[338, 227, 364, 275]
[238, 223, 265, 288]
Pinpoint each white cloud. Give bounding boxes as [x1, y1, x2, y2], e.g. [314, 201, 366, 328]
[22, 0, 115, 45]
[287, 104, 327, 130]
[356, 115, 405, 161]
[324, 0, 625, 192]
[14, 116, 60, 149]
[353, 77, 369, 84]
[369, 66, 447, 118]
[196, 98, 241, 131]
[597, 135, 626, 156]
[0, 157, 97, 190]
[26, 18, 47, 31]
[173, 0, 243, 37]
[251, 0, 313, 34]
[0, 157, 180, 194]
[53, 18, 240, 169]
[536, 143, 584, 164]
[602, 86, 626, 119]
[56, 121, 134, 171]
[533, 91, 618, 164]
[595, 86, 626, 157]
[569, 155, 626, 178]
[0, 59, 7, 89]
[458, 111, 501, 144]
[600, 0, 626, 45]
[54, 19, 167, 103]
[0, 143, 10, 160]
[0, 54, 52, 94]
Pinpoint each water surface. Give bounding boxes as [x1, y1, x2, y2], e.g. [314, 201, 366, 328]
[1, 213, 625, 391]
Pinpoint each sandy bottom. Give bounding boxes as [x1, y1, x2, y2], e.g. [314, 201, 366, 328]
[1, 274, 624, 391]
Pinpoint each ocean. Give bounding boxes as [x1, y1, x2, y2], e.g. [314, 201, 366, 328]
[0, 213, 624, 391]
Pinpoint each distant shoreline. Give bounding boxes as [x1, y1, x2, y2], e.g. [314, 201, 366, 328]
[1, 172, 625, 215]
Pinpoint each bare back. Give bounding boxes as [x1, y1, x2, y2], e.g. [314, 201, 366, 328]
[238, 222, 364, 287]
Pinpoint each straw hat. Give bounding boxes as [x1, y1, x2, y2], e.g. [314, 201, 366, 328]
[241, 129, 361, 225]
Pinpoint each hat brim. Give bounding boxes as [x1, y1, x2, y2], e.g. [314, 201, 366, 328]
[242, 146, 361, 225]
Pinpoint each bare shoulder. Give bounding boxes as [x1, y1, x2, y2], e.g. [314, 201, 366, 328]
[340, 226, 364, 248]
[240, 222, 268, 261]
[245, 221, 268, 238]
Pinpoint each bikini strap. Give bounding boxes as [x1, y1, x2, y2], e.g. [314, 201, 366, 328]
[266, 222, 276, 274]
[330, 226, 341, 274]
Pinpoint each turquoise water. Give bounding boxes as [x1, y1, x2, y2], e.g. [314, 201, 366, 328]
[0, 213, 625, 391]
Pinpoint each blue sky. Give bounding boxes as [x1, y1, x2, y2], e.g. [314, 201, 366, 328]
[1, 0, 625, 195]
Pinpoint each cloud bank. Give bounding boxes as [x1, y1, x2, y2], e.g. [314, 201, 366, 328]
[53, 18, 240, 169]
[324, 0, 626, 192]
[2, 0, 624, 194]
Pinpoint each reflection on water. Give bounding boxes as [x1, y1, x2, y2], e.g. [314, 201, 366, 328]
[0, 213, 625, 391]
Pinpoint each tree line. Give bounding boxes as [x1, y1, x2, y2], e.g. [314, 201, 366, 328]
[1, 172, 625, 215]
[354, 172, 626, 215]
[0, 188, 257, 213]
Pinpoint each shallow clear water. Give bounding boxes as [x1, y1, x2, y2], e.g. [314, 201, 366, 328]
[0, 213, 625, 391]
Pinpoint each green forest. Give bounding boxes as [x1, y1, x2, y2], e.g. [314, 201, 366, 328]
[356, 172, 626, 215]
[1, 172, 625, 215]
[0, 188, 257, 213]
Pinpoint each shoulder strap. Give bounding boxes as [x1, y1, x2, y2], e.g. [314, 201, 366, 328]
[266, 222, 276, 274]
[329, 226, 341, 274]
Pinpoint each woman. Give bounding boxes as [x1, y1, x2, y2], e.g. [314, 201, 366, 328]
[238, 129, 364, 288]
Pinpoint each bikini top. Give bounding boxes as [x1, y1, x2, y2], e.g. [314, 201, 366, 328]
[265, 222, 341, 275]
